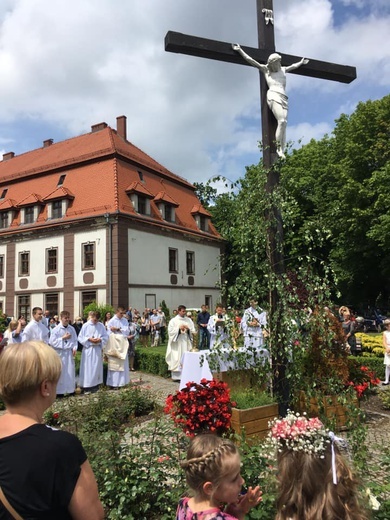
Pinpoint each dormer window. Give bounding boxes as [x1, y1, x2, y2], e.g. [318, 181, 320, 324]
[164, 204, 173, 222]
[199, 215, 208, 231]
[23, 206, 35, 224]
[0, 211, 9, 229]
[126, 182, 153, 216]
[154, 192, 179, 223]
[137, 195, 149, 215]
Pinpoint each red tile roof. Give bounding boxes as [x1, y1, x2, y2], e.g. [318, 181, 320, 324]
[0, 122, 221, 239]
[43, 186, 75, 202]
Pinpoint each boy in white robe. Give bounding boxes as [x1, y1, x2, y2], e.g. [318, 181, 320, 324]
[78, 310, 109, 392]
[49, 311, 78, 395]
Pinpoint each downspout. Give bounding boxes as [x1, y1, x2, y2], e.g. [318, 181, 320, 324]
[104, 213, 112, 306]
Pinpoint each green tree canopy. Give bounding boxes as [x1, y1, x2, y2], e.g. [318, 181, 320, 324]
[201, 95, 390, 310]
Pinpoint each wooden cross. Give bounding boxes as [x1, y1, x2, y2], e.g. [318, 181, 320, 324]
[165, 0, 356, 168]
[165, 0, 356, 414]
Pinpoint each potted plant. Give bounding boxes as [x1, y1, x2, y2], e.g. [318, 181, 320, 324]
[229, 387, 278, 442]
[164, 378, 235, 437]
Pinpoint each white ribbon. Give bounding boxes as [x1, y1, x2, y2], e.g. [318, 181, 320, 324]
[328, 431, 348, 485]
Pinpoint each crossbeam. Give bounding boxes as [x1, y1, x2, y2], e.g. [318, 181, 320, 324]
[165, 31, 357, 84]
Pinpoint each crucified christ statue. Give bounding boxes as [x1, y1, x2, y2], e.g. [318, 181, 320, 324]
[232, 43, 309, 159]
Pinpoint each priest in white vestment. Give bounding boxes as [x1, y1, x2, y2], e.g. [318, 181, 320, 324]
[241, 298, 267, 349]
[78, 311, 109, 391]
[105, 307, 131, 388]
[207, 304, 230, 350]
[165, 305, 196, 381]
[49, 311, 78, 395]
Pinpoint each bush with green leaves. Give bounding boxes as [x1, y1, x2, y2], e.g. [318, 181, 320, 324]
[83, 302, 116, 320]
[135, 346, 169, 377]
[356, 332, 384, 358]
[378, 388, 390, 410]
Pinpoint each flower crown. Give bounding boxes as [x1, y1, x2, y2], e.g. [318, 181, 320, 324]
[268, 411, 330, 457]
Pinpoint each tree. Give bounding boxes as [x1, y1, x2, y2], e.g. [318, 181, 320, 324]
[281, 95, 390, 308]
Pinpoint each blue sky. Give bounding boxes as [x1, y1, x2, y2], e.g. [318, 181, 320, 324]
[0, 0, 388, 187]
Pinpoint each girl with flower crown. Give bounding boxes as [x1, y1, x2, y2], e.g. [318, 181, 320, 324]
[176, 434, 262, 520]
[269, 412, 370, 520]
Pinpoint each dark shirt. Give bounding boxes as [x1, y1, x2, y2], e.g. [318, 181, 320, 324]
[0, 424, 86, 519]
[197, 311, 210, 326]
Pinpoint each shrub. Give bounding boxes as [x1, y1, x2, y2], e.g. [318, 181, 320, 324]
[353, 356, 385, 380]
[135, 346, 169, 377]
[378, 388, 390, 410]
[230, 388, 276, 409]
[357, 332, 384, 358]
[83, 302, 116, 321]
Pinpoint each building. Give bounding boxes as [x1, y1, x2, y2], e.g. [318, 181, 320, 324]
[0, 116, 223, 318]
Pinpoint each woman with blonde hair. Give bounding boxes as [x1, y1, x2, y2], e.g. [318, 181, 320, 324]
[0, 341, 104, 519]
[2, 316, 26, 346]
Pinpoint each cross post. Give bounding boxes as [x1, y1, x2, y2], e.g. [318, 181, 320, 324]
[165, 0, 356, 413]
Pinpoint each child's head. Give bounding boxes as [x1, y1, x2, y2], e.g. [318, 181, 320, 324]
[276, 445, 369, 520]
[181, 434, 243, 503]
[269, 412, 370, 520]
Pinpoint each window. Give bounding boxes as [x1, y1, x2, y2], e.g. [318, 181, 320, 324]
[164, 205, 174, 222]
[57, 174, 66, 187]
[137, 195, 148, 215]
[19, 252, 30, 276]
[0, 188, 8, 199]
[199, 215, 208, 231]
[137, 170, 144, 181]
[24, 206, 35, 224]
[169, 248, 178, 273]
[186, 251, 195, 275]
[0, 255, 4, 278]
[205, 295, 212, 310]
[46, 248, 58, 273]
[18, 294, 30, 319]
[52, 200, 63, 219]
[0, 212, 8, 229]
[45, 293, 58, 316]
[82, 290, 96, 309]
[83, 242, 95, 270]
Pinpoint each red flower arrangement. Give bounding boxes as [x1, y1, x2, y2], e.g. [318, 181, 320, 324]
[164, 378, 236, 437]
[347, 365, 380, 398]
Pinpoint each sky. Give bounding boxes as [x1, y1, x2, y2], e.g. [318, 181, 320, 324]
[0, 0, 389, 187]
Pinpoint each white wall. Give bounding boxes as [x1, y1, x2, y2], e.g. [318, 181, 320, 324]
[74, 228, 106, 286]
[15, 236, 65, 289]
[127, 228, 221, 311]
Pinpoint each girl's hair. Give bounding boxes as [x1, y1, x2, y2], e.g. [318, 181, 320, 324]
[275, 445, 370, 520]
[6, 319, 18, 332]
[0, 341, 61, 405]
[181, 434, 239, 497]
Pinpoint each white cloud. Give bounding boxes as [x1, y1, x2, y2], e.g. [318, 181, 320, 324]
[0, 0, 388, 184]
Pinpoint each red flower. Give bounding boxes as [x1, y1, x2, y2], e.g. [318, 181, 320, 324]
[164, 379, 234, 437]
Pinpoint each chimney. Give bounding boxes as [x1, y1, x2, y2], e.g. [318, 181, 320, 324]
[2, 152, 15, 161]
[116, 115, 127, 141]
[43, 139, 54, 148]
[91, 122, 108, 133]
